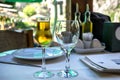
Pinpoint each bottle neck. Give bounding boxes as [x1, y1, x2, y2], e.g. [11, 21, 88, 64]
[74, 12, 82, 23]
[84, 3, 91, 22]
[84, 11, 91, 22]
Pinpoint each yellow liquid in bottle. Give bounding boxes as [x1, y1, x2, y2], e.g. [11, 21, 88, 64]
[82, 20, 93, 33]
[35, 21, 52, 47]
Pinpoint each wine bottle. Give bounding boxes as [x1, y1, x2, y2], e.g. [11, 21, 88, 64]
[82, 4, 93, 34]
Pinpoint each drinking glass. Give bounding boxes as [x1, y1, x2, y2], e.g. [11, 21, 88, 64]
[33, 17, 54, 79]
[54, 20, 80, 78]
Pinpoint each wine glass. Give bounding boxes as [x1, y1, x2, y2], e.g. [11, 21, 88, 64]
[54, 20, 80, 78]
[33, 17, 54, 79]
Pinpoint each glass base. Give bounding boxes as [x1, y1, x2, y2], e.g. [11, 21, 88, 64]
[34, 70, 54, 79]
[57, 69, 78, 78]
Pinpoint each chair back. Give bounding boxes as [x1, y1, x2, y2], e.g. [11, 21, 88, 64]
[0, 30, 34, 52]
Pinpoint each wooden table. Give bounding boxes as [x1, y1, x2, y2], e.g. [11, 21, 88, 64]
[0, 49, 120, 80]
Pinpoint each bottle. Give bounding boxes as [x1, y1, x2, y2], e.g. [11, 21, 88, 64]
[82, 4, 93, 48]
[74, 3, 82, 39]
[77, 12, 82, 40]
[82, 4, 93, 34]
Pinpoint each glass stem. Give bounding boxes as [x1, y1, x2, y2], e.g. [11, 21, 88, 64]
[65, 50, 70, 72]
[42, 47, 46, 72]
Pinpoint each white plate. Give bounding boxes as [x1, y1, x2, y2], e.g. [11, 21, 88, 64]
[13, 47, 63, 60]
[74, 46, 105, 54]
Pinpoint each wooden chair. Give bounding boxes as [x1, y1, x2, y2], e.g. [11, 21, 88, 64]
[0, 30, 34, 52]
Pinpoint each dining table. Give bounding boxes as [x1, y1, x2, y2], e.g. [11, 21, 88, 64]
[0, 47, 120, 80]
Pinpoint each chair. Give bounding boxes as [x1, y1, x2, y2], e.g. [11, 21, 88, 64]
[0, 30, 34, 52]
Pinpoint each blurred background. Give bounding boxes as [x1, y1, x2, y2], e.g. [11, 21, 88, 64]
[0, 0, 120, 30]
[93, 0, 120, 22]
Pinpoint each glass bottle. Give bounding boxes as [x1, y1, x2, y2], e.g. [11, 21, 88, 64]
[77, 13, 82, 40]
[82, 4, 93, 49]
[74, 3, 82, 39]
[82, 4, 93, 34]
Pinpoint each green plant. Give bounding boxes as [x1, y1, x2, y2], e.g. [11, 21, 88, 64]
[23, 4, 36, 17]
[15, 20, 36, 29]
[15, 21, 28, 29]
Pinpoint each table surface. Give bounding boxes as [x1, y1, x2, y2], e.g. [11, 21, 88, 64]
[0, 49, 120, 80]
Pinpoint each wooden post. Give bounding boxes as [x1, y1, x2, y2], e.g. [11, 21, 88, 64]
[23, 30, 34, 47]
[66, 0, 72, 20]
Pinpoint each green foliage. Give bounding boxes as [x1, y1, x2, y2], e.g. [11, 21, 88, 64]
[15, 21, 28, 29]
[23, 4, 36, 17]
[15, 21, 36, 29]
[0, 16, 11, 22]
[117, 4, 120, 8]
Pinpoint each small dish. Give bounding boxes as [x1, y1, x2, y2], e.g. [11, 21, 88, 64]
[13, 47, 63, 60]
[74, 46, 105, 54]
